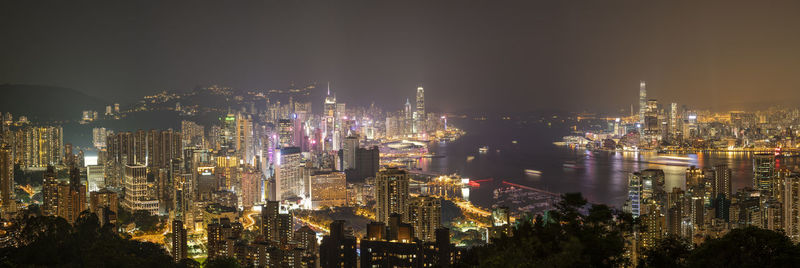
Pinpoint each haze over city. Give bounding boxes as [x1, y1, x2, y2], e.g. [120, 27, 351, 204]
[4, 0, 800, 113]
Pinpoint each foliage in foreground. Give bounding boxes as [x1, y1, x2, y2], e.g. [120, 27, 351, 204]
[0, 210, 180, 268]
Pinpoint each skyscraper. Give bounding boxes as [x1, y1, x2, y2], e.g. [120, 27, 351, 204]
[172, 219, 188, 262]
[754, 153, 776, 193]
[415, 86, 425, 123]
[785, 173, 800, 241]
[408, 195, 442, 242]
[375, 167, 410, 223]
[0, 143, 15, 218]
[638, 80, 647, 123]
[319, 220, 357, 268]
[712, 165, 732, 201]
[275, 147, 305, 201]
[42, 165, 59, 216]
[57, 167, 87, 224]
[122, 164, 159, 215]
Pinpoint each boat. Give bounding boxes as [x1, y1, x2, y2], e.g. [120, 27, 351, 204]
[478, 146, 489, 153]
[466, 156, 475, 162]
[512, 140, 518, 144]
[525, 169, 542, 175]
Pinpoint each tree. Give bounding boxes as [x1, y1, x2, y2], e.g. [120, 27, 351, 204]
[687, 227, 800, 267]
[204, 257, 241, 268]
[457, 193, 631, 267]
[638, 235, 692, 268]
[132, 210, 160, 232]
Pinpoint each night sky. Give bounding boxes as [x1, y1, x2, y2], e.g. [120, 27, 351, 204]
[2, 0, 800, 114]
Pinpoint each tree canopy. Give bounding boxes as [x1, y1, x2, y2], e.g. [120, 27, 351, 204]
[0, 211, 175, 267]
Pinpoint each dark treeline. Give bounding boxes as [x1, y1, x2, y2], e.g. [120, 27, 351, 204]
[456, 193, 800, 268]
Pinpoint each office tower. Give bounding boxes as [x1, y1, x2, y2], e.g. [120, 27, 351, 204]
[669, 103, 679, 137]
[408, 196, 441, 242]
[375, 167, 410, 223]
[42, 165, 59, 216]
[122, 165, 159, 215]
[86, 164, 105, 192]
[220, 113, 237, 152]
[785, 174, 800, 241]
[638, 80, 646, 123]
[319, 220, 357, 268]
[405, 99, 414, 134]
[57, 167, 87, 224]
[134, 130, 147, 165]
[275, 147, 304, 201]
[310, 171, 346, 209]
[341, 136, 358, 170]
[0, 143, 15, 218]
[712, 165, 732, 201]
[754, 153, 776, 193]
[172, 220, 188, 262]
[625, 173, 644, 218]
[323, 84, 337, 151]
[415, 86, 425, 122]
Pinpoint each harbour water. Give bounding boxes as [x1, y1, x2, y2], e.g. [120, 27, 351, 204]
[418, 118, 800, 209]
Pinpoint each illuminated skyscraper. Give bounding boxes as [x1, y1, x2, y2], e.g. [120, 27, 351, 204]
[275, 147, 305, 201]
[375, 167, 410, 223]
[415, 86, 425, 130]
[42, 165, 59, 216]
[785, 173, 800, 241]
[57, 167, 86, 224]
[0, 143, 15, 218]
[408, 195, 441, 242]
[172, 219, 188, 262]
[122, 165, 159, 215]
[638, 80, 647, 123]
[754, 153, 776, 193]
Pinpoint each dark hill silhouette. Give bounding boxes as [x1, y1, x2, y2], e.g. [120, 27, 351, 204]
[0, 84, 107, 121]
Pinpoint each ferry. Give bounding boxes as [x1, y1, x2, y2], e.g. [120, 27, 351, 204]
[524, 169, 542, 175]
[466, 156, 476, 162]
[512, 140, 518, 144]
[478, 146, 489, 153]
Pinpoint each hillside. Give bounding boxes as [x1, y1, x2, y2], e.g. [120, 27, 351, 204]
[0, 84, 107, 121]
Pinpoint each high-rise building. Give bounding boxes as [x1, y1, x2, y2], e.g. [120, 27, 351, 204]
[375, 167, 410, 223]
[275, 147, 305, 201]
[181, 120, 205, 148]
[90, 188, 118, 226]
[310, 171, 347, 209]
[294, 225, 318, 262]
[277, 119, 293, 148]
[785, 173, 800, 241]
[341, 136, 358, 170]
[261, 201, 280, 242]
[638, 80, 647, 123]
[42, 165, 59, 216]
[122, 165, 159, 215]
[14, 126, 64, 168]
[319, 220, 357, 268]
[56, 167, 87, 224]
[408, 196, 441, 242]
[172, 219, 188, 262]
[0, 143, 15, 218]
[712, 165, 732, 201]
[754, 153, 776, 194]
[241, 171, 262, 208]
[92, 127, 107, 149]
